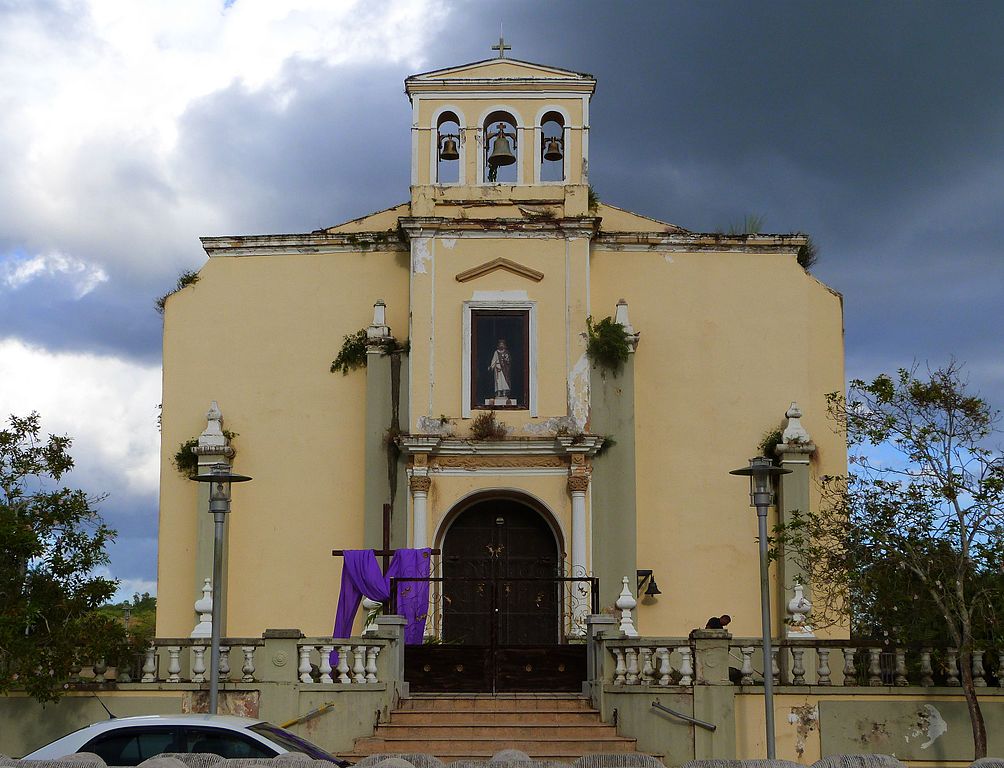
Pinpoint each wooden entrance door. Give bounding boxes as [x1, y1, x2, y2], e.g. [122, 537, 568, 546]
[403, 497, 586, 692]
[443, 499, 560, 646]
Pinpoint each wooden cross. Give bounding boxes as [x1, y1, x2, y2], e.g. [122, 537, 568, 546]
[332, 503, 439, 571]
[491, 34, 511, 59]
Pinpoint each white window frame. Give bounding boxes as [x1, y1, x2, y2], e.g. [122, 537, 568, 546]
[462, 296, 537, 418]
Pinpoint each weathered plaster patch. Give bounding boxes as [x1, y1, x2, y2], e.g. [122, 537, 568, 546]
[412, 238, 431, 274]
[663, 254, 674, 263]
[567, 352, 590, 430]
[441, 238, 457, 249]
[471, 290, 528, 301]
[787, 703, 818, 760]
[905, 704, 948, 750]
[415, 415, 454, 436]
[522, 415, 579, 435]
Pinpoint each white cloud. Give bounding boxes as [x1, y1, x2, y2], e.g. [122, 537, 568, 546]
[0, 0, 444, 277]
[0, 337, 161, 497]
[2, 250, 109, 297]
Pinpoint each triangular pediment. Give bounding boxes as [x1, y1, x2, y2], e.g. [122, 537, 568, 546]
[455, 257, 544, 283]
[407, 58, 595, 92]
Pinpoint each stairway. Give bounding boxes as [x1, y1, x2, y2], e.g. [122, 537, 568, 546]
[341, 693, 639, 763]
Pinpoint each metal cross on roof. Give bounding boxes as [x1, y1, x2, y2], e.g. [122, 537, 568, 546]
[491, 34, 511, 58]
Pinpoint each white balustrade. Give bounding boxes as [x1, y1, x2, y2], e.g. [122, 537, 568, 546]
[973, 649, 987, 687]
[167, 647, 182, 683]
[142, 646, 157, 683]
[946, 648, 961, 686]
[241, 646, 256, 682]
[608, 644, 693, 687]
[293, 642, 384, 685]
[191, 646, 207, 683]
[817, 647, 832, 685]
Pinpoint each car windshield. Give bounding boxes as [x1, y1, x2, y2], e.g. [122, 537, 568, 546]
[247, 723, 345, 764]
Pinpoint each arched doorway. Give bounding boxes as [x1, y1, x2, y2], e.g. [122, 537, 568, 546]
[403, 493, 588, 693]
[442, 496, 561, 646]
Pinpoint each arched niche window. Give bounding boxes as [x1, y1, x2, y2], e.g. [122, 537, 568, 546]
[436, 111, 461, 184]
[482, 110, 517, 184]
[539, 112, 565, 182]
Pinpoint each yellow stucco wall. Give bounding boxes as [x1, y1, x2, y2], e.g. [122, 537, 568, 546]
[157, 248, 409, 637]
[590, 246, 845, 637]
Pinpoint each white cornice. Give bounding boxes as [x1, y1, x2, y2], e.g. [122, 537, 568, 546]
[398, 435, 605, 458]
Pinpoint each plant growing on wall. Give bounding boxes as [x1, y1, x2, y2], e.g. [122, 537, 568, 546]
[155, 269, 199, 314]
[586, 315, 631, 373]
[471, 411, 508, 441]
[758, 427, 784, 464]
[173, 431, 236, 478]
[330, 330, 408, 375]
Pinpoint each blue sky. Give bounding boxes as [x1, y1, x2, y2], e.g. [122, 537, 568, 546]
[1, 0, 1002, 599]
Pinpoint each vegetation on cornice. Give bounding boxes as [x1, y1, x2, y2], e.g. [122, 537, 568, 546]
[173, 430, 237, 478]
[720, 214, 819, 272]
[155, 270, 199, 315]
[586, 315, 631, 374]
[587, 185, 599, 212]
[331, 329, 409, 375]
[758, 427, 784, 465]
[470, 410, 508, 440]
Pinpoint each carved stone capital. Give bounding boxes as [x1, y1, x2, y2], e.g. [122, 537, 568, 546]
[410, 475, 432, 494]
[567, 474, 590, 493]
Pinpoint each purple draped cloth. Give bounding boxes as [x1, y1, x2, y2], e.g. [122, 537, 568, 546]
[332, 548, 431, 646]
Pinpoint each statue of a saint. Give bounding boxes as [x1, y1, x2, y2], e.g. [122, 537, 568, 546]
[488, 339, 511, 399]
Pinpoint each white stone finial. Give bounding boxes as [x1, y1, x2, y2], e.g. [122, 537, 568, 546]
[615, 576, 638, 637]
[613, 299, 640, 352]
[198, 401, 226, 449]
[191, 578, 213, 638]
[786, 581, 815, 638]
[781, 401, 811, 445]
[366, 299, 391, 341]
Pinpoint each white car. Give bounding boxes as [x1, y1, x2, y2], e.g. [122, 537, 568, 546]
[23, 714, 350, 766]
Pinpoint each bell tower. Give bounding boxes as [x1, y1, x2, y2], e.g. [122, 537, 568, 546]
[404, 44, 597, 217]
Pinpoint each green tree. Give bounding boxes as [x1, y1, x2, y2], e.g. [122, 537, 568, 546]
[778, 363, 1004, 758]
[0, 412, 122, 701]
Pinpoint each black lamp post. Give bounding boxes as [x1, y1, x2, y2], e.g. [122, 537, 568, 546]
[730, 456, 790, 759]
[192, 461, 251, 714]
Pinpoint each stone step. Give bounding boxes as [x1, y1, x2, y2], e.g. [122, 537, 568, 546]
[351, 737, 637, 755]
[371, 724, 619, 739]
[399, 695, 593, 712]
[389, 710, 603, 725]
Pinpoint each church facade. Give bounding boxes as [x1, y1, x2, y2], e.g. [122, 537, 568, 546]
[155, 54, 845, 665]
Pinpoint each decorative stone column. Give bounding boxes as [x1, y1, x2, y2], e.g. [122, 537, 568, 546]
[192, 401, 234, 635]
[409, 473, 431, 549]
[775, 402, 817, 638]
[590, 299, 640, 611]
[364, 300, 408, 549]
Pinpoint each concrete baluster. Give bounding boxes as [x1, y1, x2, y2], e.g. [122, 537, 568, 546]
[656, 647, 671, 686]
[816, 647, 831, 686]
[337, 645, 352, 683]
[319, 645, 334, 683]
[639, 646, 654, 686]
[142, 645, 157, 683]
[612, 648, 626, 685]
[241, 646, 256, 682]
[895, 649, 909, 686]
[191, 646, 206, 683]
[771, 647, 780, 686]
[920, 649, 934, 687]
[366, 645, 381, 683]
[167, 647, 182, 683]
[842, 647, 857, 686]
[353, 645, 367, 683]
[973, 649, 987, 687]
[740, 647, 755, 685]
[868, 648, 883, 686]
[218, 646, 231, 681]
[625, 647, 639, 685]
[946, 648, 961, 686]
[678, 646, 694, 687]
[298, 645, 313, 683]
[790, 646, 806, 685]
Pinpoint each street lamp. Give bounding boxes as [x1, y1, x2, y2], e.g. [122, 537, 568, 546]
[730, 456, 790, 759]
[192, 461, 251, 714]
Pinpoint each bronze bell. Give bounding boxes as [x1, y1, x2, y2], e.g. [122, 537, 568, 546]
[542, 136, 563, 162]
[439, 135, 459, 161]
[487, 128, 516, 168]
